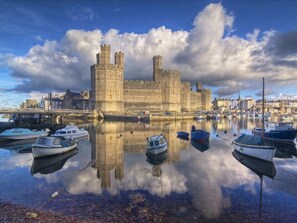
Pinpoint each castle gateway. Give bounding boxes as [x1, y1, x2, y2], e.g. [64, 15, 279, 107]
[90, 45, 212, 113]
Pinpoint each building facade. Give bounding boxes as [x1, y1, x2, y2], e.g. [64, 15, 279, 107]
[91, 45, 212, 113]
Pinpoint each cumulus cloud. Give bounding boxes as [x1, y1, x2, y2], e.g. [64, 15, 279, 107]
[5, 3, 297, 97]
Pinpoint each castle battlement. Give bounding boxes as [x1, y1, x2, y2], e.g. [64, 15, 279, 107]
[101, 44, 111, 49]
[124, 80, 161, 90]
[124, 80, 156, 84]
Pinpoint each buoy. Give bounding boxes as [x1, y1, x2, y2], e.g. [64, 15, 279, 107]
[51, 191, 59, 198]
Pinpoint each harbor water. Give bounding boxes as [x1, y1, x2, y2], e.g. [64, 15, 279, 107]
[0, 118, 297, 222]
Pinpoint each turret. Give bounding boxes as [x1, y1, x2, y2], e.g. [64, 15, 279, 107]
[153, 55, 162, 82]
[115, 51, 124, 69]
[196, 82, 202, 92]
[96, 53, 100, 65]
[100, 44, 111, 64]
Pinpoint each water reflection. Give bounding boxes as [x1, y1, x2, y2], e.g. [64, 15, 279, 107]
[190, 138, 210, 153]
[232, 149, 276, 221]
[1, 118, 297, 222]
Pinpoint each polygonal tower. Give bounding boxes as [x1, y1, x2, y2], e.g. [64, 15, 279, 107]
[90, 44, 124, 113]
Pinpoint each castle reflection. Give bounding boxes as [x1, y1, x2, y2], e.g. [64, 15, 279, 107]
[89, 120, 211, 188]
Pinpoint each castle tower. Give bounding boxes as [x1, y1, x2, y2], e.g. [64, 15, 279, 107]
[153, 55, 162, 82]
[100, 44, 111, 65]
[90, 44, 124, 113]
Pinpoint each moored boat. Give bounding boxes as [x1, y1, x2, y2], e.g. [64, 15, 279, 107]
[232, 134, 275, 162]
[0, 128, 48, 140]
[147, 134, 167, 155]
[52, 125, 89, 140]
[31, 148, 78, 174]
[252, 122, 297, 142]
[191, 126, 210, 141]
[232, 78, 275, 162]
[32, 136, 78, 158]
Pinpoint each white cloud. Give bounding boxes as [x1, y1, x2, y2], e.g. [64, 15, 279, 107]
[5, 3, 297, 98]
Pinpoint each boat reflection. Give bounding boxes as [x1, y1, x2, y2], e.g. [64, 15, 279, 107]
[146, 150, 168, 178]
[31, 148, 78, 175]
[232, 149, 276, 221]
[146, 150, 168, 166]
[190, 138, 210, 153]
[232, 149, 276, 178]
[0, 138, 35, 153]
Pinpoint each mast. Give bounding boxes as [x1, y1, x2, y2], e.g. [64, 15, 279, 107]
[262, 77, 265, 138]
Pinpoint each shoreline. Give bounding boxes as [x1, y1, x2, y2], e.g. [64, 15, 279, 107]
[0, 202, 93, 223]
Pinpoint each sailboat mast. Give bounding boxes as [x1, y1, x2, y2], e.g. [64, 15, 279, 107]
[262, 77, 265, 138]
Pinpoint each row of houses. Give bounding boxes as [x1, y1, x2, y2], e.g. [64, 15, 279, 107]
[20, 90, 90, 110]
[213, 97, 297, 114]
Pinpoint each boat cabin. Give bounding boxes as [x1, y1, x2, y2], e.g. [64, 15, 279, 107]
[147, 135, 167, 149]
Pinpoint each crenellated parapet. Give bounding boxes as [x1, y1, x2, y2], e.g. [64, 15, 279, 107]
[124, 80, 161, 90]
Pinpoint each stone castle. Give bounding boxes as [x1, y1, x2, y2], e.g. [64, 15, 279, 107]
[90, 45, 212, 113]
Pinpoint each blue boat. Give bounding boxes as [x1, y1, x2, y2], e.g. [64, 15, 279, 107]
[252, 122, 297, 142]
[177, 131, 189, 138]
[191, 126, 210, 141]
[177, 131, 189, 141]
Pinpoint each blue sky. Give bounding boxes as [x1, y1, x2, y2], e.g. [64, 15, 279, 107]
[1, 0, 297, 108]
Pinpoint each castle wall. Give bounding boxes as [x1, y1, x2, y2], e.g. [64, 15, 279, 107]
[180, 82, 191, 112]
[123, 80, 162, 112]
[190, 91, 202, 111]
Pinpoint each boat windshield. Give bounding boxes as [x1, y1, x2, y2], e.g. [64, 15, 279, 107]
[160, 138, 165, 144]
[53, 139, 61, 145]
[154, 140, 160, 146]
[149, 141, 154, 147]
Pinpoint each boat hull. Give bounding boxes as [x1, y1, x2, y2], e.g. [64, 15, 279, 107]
[252, 128, 297, 142]
[232, 141, 275, 162]
[32, 143, 77, 158]
[53, 132, 89, 140]
[0, 133, 47, 140]
[191, 130, 210, 141]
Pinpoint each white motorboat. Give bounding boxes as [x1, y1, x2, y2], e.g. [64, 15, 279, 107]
[32, 136, 78, 158]
[147, 134, 168, 155]
[52, 125, 89, 140]
[0, 128, 48, 140]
